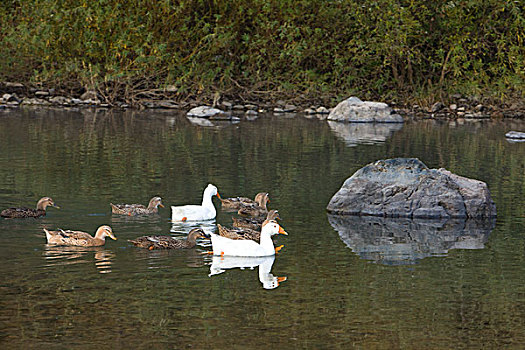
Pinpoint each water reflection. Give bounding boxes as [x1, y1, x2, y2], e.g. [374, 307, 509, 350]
[328, 214, 494, 265]
[130, 247, 207, 269]
[43, 245, 115, 273]
[186, 116, 240, 127]
[171, 221, 216, 239]
[110, 214, 162, 225]
[208, 255, 286, 289]
[327, 121, 403, 146]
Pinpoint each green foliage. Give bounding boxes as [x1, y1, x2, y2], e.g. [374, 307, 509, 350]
[0, 0, 523, 103]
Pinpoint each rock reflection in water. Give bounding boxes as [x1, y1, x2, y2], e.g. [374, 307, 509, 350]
[327, 121, 403, 146]
[328, 214, 494, 265]
[209, 255, 286, 290]
[43, 245, 115, 273]
[186, 116, 240, 128]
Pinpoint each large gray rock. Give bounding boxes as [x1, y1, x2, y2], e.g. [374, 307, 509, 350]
[327, 158, 496, 218]
[328, 215, 494, 265]
[327, 96, 403, 123]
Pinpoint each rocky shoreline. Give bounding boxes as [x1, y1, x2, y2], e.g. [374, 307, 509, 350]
[1, 81, 524, 120]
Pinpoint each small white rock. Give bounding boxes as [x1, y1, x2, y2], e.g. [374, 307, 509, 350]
[316, 106, 329, 114]
[187, 105, 226, 118]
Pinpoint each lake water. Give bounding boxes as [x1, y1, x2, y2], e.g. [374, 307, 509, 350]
[0, 107, 524, 348]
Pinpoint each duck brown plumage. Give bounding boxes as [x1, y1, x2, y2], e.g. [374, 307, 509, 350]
[237, 193, 269, 217]
[217, 224, 262, 242]
[129, 228, 207, 250]
[110, 196, 164, 216]
[232, 210, 281, 230]
[1, 197, 59, 219]
[44, 225, 116, 247]
[220, 192, 267, 210]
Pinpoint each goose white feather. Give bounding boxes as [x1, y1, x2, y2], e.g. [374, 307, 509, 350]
[210, 220, 287, 257]
[171, 184, 220, 222]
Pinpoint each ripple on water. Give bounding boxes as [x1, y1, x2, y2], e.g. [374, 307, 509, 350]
[42, 245, 115, 274]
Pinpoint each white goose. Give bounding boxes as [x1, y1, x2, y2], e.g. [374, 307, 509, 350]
[171, 184, 221, 222]
[210, 220, 287, 257]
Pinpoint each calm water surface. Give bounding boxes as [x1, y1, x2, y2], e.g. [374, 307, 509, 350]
[0, 108, 524, 349]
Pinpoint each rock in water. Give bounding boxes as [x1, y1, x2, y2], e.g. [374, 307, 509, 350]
[327, 96, 404, 123]
[186, 106, 226, 118]
[326, 158, 496, 218]
[505, 131, 525, 139]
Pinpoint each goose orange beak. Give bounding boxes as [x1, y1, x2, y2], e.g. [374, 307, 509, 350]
[278, 225, 288, 235]
[277, 276, 287, 283]
[216, 192, 222, 199]
[159, 203, 165, 208]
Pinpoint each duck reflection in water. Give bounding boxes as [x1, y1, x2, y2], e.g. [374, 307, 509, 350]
[209, 255, 287, 290]
[171, 221, 216, 247]
[43, 245, 115, 274]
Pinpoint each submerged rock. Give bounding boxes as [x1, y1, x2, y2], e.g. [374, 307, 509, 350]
[328, 96, 403, 123]
[327, 158, 496, 218]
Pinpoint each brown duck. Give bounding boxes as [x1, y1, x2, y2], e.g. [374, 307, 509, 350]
[220, 192, 268, 210]
[110, 196, 164, 216]
[237, 192, 269, 217]
[1, 197, 59, 218]
[217, 224, 261, 242]
[219, 210, 281, 243]
[44, 225, 116, 247]
[129, 228, 207, 250]
[232, 209, 281, 230]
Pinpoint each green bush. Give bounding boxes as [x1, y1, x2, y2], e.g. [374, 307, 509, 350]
[0, 0, 523, 105]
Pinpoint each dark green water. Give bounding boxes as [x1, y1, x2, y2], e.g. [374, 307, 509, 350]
[0, 108, 524, 349]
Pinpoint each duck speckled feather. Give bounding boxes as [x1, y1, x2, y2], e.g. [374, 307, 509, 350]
[237, 193, 269, 217]
[110, 196, 164, 216]
[232, 210, 280, 230]
[128, 228, 207, 250]
[1, 197, 59, 219]
[44, 225, 116, 247]
[220, 192, 267, 210]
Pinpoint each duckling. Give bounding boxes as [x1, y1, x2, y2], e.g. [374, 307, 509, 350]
[232, 209, 281, 230]
[237, 192, 269, 217]
[1, 197, 59, 218]
[129, 228, 207, 250]
[220, 192, 267, 210]
[44, 225, 116, 247]
[110, 196, 164, 216]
